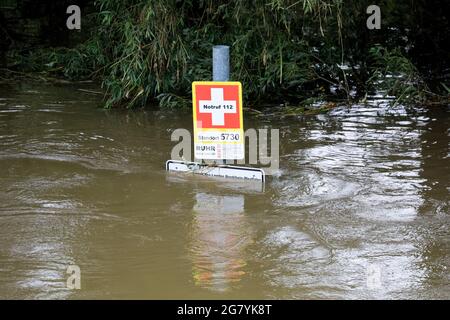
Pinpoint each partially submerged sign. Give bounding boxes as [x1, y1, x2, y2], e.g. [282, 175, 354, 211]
[166, 160, 265, 182]
[192, 81, 244, 160]
[166, 46, 265, 187]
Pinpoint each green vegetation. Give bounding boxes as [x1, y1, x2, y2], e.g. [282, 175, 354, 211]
[3, 0, 449, 109]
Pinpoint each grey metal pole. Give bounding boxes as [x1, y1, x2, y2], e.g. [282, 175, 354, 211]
[212, 45, 230, 165]
[213, 45, 230, 81]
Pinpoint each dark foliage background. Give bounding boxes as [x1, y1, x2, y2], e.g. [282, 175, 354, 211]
[1, 0, 449, 108]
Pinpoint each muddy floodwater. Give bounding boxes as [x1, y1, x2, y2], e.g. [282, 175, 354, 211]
[0, 82, 448, 299]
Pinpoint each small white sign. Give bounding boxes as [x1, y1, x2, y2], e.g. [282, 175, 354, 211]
[166, 160, 265, 182]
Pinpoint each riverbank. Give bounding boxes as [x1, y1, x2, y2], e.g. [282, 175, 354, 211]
[2, 1, 449, 110]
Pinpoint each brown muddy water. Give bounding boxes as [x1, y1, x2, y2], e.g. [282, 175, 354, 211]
[0, 82, 448, 299]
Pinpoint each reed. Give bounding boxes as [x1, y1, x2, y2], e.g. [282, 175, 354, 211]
[8, 0, 449, 108]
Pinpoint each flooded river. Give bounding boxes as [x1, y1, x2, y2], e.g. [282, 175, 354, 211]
[0, 82, 448, 299]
